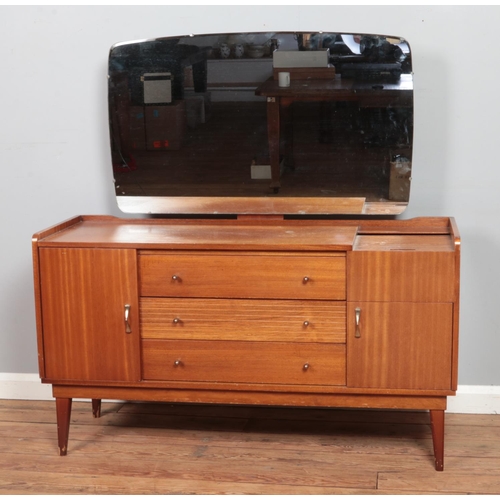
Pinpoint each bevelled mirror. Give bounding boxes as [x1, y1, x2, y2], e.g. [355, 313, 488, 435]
[108, 32, 413, 215]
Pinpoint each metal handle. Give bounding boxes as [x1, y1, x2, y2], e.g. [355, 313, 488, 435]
[303, 276, 310, 283]
[174, 359, 182, 367]
[124, 304, 132, 334]
[172, 275, 179, 281]
[355, 307, 361, 338]
[173, 317, 181, 325]
[303, 321, 310, 327]
[303, 363, 310, 371]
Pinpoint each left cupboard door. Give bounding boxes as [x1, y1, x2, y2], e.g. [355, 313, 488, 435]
[39, 248, 141, 382]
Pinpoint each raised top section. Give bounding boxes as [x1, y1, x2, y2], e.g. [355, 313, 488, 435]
[108, 31, 413, 216]
[353, 235, 456, 252]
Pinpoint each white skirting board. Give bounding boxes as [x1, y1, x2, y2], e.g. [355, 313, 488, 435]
[0, 373, 499, 414]
[0, 373, 52, 400]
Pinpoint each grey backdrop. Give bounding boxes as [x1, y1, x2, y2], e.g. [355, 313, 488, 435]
[1, 6, 499, 385]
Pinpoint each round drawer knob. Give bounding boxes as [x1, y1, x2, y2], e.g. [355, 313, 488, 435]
[173, 317, 181, 324]
[172, 275, 179, 281]
[303, 363, 310, 371]
[174, 360, 182, 367]
[303, 321, 310, 327]
[303, 276, 310, 283]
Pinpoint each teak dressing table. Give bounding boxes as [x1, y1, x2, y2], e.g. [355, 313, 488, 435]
[32, 31, 459, 471]
[33, 215, 460, 470]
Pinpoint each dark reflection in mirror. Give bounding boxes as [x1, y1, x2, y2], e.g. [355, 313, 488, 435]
[109, 32, 413, 214]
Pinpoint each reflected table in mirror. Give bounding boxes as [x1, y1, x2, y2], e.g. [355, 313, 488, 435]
[255, 75, 413, 192]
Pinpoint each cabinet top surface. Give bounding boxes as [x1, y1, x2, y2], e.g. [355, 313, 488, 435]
[35, 218, 358, 251]
[353, 235, 455, 252]
[33, 216, 459, 252]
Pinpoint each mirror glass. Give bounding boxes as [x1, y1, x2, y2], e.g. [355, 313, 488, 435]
[109, 32, 413, 215]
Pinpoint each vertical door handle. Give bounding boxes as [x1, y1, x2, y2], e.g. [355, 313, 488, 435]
[355, 307, 361, 338]
[124, 304, 132, 334]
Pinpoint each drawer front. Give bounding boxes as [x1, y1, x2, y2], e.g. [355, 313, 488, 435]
[142, 340, 346, 386]
[141, 298, 346, 343]
[348, 251, 455, 303]
[139, 253, 346, 300]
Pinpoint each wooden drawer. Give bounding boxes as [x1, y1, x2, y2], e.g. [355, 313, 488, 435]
[348, 237, 456, 303]
[141, 298, 346, 343]
[142, 340, 346, 386]
[139, 252, 346, 300]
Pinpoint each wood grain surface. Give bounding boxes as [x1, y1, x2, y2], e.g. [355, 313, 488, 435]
[348, 249, 455, 302]
[38, 218, 358, 250]
[139, 252, 346, 300]
[140, 298, 346, 343]
[142, 340, 346, 386]
[347, 302, 453, 390]
[39, 248, 141, 382]
[0, 400, 498, 495]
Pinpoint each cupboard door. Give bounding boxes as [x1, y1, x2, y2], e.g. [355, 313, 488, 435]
[40, 248, 141, 382]
[347, 302, 453, 390]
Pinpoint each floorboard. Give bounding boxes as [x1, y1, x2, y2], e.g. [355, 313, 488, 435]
[0, 400, 498, 494]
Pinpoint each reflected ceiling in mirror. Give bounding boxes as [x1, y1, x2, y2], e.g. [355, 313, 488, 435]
[108, 32, 413, 215]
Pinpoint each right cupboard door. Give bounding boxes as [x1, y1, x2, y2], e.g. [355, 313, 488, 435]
[347, 302, 453, 390]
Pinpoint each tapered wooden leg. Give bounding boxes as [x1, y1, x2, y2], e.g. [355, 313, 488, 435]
[92, 399, 102, 418]
[55, 397, 72, 456]
[430, 409, 445, 471]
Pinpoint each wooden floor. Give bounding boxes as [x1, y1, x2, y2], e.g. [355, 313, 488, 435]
[0, 400, 499, 494]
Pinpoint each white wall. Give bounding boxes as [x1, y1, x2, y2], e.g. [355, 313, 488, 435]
[1, 5, 499, 384]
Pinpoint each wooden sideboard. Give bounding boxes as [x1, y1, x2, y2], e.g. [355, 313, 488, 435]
[32, 215, 460, 470]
